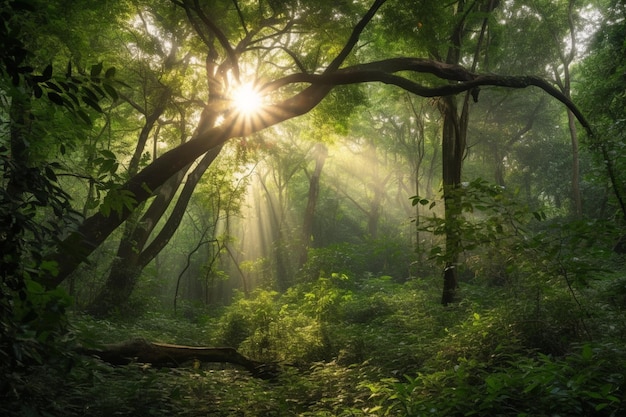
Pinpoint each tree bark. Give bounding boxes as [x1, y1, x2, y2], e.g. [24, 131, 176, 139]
[567, 109, 582, 217]
[299, 143, 328, 266]
[441, 96, 464, 305]
[87, 145, 225, 316]
[78, 339, 276, 379]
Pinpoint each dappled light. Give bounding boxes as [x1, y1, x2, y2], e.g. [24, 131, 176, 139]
[3, 0, 626, 416]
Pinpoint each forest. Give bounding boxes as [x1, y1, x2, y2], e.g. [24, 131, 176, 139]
[2, 0, 626, 415]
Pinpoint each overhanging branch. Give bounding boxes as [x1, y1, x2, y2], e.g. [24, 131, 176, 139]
[263, 58, 592, 136]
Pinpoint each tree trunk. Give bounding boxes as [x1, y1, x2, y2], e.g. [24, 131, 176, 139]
[299, 143, 328, 266]
[86, 146, 223, 316]
[441, 96, 464, 305]
[78, 339, 277, 379]
[567, 109, 582, 217]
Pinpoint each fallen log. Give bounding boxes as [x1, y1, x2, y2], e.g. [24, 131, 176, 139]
[78, 339, 277, 379]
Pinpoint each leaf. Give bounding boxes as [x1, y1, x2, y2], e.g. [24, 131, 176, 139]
[105, 67, 116, 78]
[82, 86, 99, 102]
[42, 63, 52, 80]
[82, 96, 103, 113]
[44, 81, 62, 93]
[103, 83, 119, 101]
[39, 260, 59, 277]
[66, 92, 80, 106]
[33, 84, 42, 98]
[90, 62, 103, 77]
[99, 149, 116, 160]
[44, 166, 57, 182]
[92, 84, 106, 98]
[581, 344, 593, 361]
[47, 92, 64, 106]
[76, 109, 92, 125]
[66, 60, 72, 78]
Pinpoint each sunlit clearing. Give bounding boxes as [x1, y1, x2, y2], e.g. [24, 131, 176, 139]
[232, 82, 264, 116]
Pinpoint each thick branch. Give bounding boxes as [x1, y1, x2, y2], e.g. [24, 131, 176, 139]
[264, 60, 591, 136]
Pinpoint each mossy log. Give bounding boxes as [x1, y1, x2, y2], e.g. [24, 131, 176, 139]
[79, 339, 277, 379]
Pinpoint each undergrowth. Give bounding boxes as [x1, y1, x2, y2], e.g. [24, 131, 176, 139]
[4, 269, 626, 417]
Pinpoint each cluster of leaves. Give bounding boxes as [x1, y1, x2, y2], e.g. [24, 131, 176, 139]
[366, 342, 624, 417]
[0, 0, 121, 406]
[412, 178, 540, 263]
[298, 235, 415, 283]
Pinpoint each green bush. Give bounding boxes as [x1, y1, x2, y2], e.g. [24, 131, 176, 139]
[366, 343, 625, 417]
[298, 237, 414, 284]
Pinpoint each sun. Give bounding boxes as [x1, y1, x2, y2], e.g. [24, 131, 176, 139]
[231, 82, 264, 116]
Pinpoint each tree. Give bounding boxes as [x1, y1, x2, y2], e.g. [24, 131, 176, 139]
[32, 0, 591, 308]
[527, 0, 588, 217]
[300, 142, 328, 266]
[576, 0, 626, 241]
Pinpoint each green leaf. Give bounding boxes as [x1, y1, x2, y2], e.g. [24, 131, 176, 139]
[82, 95, 103, 113]
[103, 83, 119, 101]
[581, 344, 593, 361]
[92, 84, 106, 98]
[33, 84, 42, 98]
[90, 62, 103, 77]
[66, 92, 80, 106]
[44, 81, 62, 93]
[44, 166, 57, 182]
[42, 63, 52, 80]
[47, 92, 64, 106]
[99, 149, 116, 160]
[82, 86, 99, 102]
[105, 67, 116, 78]
[76, 109, 92, 125]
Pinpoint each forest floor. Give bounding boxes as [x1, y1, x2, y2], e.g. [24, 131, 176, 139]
[8, 274, 626, 416]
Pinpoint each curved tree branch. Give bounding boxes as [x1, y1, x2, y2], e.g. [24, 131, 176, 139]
[40, 0, 592, 289]
[262, 58, 591, 135]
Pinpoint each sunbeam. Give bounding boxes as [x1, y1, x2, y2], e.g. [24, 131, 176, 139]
[232, 82, 263, 115]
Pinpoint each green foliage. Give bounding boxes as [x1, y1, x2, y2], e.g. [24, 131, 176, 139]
[576, 0, 626, 222]
[312, 84, 368, 134]
[0, 0, 120, 405]
[413, 178, 539, 264]
[5, 268, 624, 417]
[217, 289, 324, 362]
[299, 237, 415, 283]
[366, 342, 625, 417]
